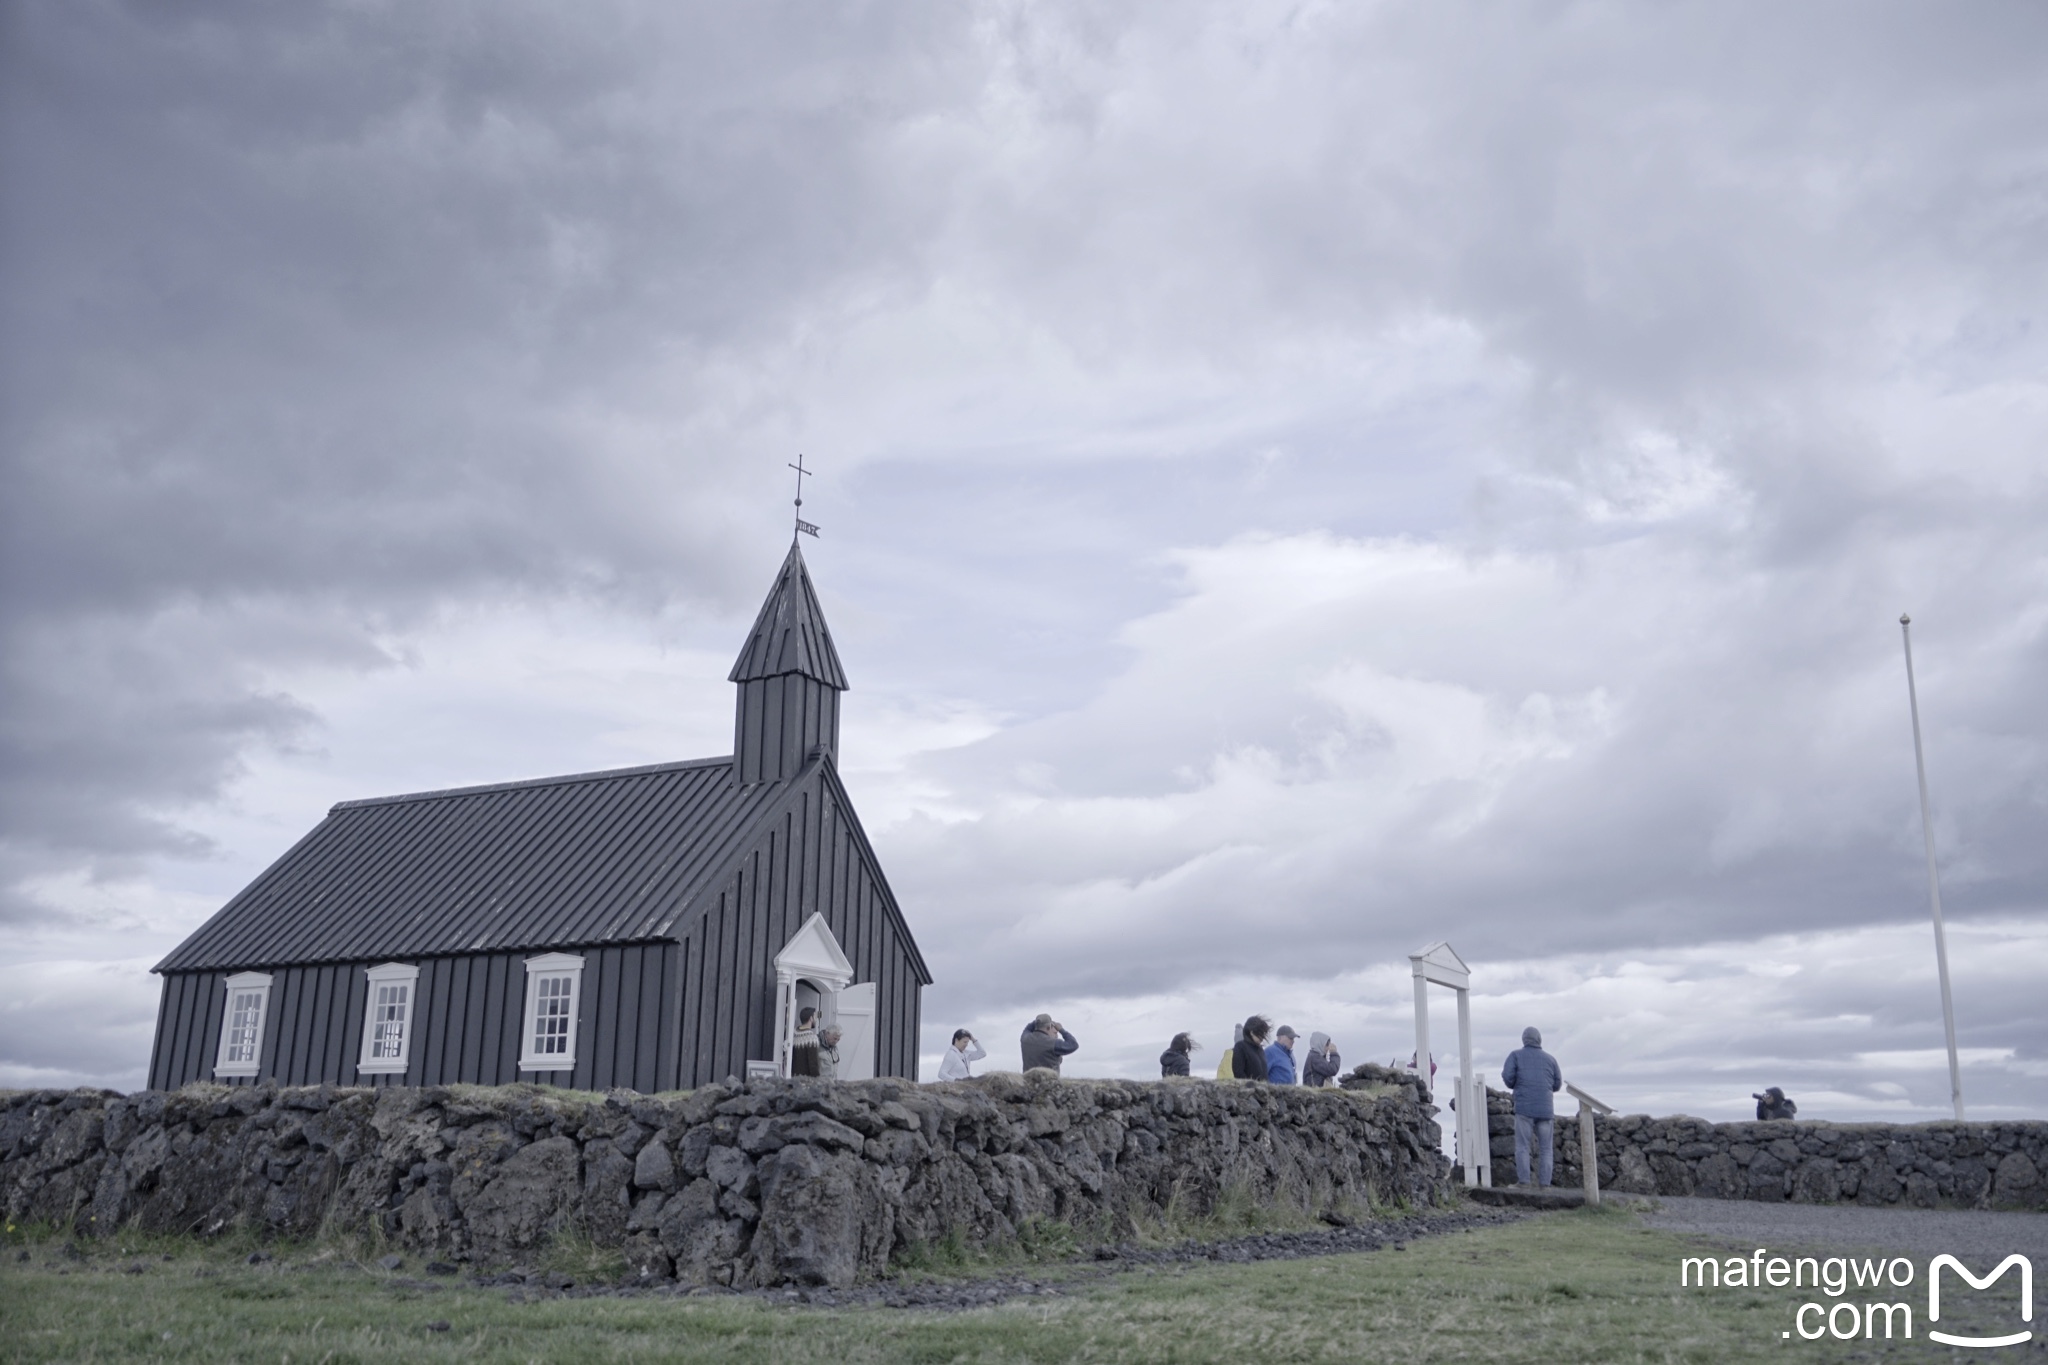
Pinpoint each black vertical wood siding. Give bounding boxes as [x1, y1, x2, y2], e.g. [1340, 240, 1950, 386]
[734, 673, 840, 785]
[671, 765, 923, 1086]
[148, 762, 926, 1092]
[149, 944, 681, 1091]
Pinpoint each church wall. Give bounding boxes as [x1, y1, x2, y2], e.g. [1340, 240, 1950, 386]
[147, 942, 682, 1093]
[673, 768, 923, 1087]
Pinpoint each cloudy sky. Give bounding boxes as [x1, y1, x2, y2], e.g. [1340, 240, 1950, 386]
[5, 1, 2044, 1123]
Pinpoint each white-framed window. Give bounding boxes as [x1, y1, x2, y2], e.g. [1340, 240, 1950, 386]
[356, 962, 421, 1075]
[519, 953, 584, 1072]
[213, 971, 273, 1078]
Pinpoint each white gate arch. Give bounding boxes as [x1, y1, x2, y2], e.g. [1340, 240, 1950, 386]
[1409, 941, 1488, 1189]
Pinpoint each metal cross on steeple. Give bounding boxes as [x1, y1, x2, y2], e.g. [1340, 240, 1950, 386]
[789, 454, 820, 540]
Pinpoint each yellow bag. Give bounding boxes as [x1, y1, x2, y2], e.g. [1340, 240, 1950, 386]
[1216, 1051, 1234, 1079]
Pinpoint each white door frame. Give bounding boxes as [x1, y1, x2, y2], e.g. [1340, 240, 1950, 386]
[771, 913, 854, 1077]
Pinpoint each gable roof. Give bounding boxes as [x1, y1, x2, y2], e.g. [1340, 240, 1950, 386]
[155, 751, 934, 984]
[155, 758, 790, 973]
[728, 543, 848, 689]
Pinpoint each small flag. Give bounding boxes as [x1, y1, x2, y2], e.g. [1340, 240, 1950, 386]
[795, 518, 820, 537]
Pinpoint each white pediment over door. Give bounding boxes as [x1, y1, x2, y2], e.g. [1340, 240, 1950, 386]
[774, 913, 853, 988]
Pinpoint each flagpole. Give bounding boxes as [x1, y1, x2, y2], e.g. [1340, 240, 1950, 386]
[1900, 614, 1964, 1121]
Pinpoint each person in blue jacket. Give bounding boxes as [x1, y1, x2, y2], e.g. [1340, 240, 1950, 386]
[1501, 1026, 1563, 1186]
[1264, 1025, 1300, 1084]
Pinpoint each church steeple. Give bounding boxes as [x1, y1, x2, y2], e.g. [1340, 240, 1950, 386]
[729, 544, 848, 785]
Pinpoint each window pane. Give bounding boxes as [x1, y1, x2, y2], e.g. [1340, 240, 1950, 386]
[226, 989, 264, 1064]
[371, 981, 409, 1060]
[532, 974, 573, 1056]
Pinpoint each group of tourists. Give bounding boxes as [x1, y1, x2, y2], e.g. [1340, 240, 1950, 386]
[925, 1013, 1801, 1194]
[930, 1012, 1568, 1190]
[928, 1013, 1353, 1088]
[1205, 1015, 1345, 1086]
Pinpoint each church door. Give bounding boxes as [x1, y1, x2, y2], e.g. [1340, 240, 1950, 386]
[833, 982, 877, 1080]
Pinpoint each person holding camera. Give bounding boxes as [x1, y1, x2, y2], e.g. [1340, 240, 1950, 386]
[1020, 1014, 1079, 1073]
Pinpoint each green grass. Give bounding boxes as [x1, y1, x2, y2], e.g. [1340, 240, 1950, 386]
[0, 1208, 1911, 1363]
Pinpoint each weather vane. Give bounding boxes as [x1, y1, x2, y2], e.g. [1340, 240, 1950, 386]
[789, 454, 819, 540]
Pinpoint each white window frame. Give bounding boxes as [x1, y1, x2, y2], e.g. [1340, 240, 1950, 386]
[519, 953, 584, 1072]
[356, 962, 421, 1076]
[213, 971, 273, 1078]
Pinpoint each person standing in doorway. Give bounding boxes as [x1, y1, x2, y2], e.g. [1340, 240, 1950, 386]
[1501, 1026, 1563, 1187]
[817, 1025, 842, 1080]
[1020, 1014, 1079, 1073]
[791, 1006, 821, 1077]
[936, 1029, 986, 1081]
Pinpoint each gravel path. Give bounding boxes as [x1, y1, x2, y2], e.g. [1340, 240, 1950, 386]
[1637, 1195, 2048, 1263]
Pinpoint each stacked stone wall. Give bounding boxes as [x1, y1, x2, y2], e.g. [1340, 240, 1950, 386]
[1478, 1089, 2046, 1209]
[1, 1070, 1448, 1288]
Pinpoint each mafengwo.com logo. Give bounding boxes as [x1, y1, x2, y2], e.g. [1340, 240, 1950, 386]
[1680, 1248, 2034, 1347]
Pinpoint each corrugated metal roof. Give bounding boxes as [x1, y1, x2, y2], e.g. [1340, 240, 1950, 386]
[727, 543, 848, 688]
[154, 757, 795, 972]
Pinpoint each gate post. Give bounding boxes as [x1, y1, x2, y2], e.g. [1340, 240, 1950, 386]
[1565, 1082, 1614, 1205]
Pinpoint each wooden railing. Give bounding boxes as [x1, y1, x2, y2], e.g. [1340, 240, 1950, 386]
[1564, 1082, 1614, 1204]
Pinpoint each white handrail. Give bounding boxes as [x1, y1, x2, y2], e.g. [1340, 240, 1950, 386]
[1565, 1082, 1613, 1114]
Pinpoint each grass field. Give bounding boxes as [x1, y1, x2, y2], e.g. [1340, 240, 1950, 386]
[0, 1207, 1923, 1363]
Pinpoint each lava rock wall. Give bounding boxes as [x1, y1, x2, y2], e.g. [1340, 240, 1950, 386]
[1, 1070, 1449, 1288]
[1479, 1090, 2046, 1209]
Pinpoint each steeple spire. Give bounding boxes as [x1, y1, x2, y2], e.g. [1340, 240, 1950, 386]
[729, 543, 847, 784]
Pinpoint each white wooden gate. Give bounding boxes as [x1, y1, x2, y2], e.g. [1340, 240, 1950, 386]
[833, 982, 877, 1081]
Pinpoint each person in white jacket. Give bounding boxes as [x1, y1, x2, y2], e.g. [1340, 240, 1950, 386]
[935, 1029, 985, 1081]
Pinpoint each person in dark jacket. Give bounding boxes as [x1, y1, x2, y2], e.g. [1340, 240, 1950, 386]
[1159, 1032, 1199, 1077]
[1302, 1032, 1343, 1088]
[1231, 1016, 1271, 1083]
[1020, 1014, 1079, 1073]
[1753, 1087, 1798, 1120]
[1264, 1025, 1299, 1084]
[1501, 1026, 1563, 1186]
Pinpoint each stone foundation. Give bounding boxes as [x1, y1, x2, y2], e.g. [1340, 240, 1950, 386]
[1, 1069, 1449, 1288]
[1479, 1090, 2047, 1209]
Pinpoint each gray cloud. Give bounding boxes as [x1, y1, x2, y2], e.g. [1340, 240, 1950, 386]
[3, 2, 2044, 1111]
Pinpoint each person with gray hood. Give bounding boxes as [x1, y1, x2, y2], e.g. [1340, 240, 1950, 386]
[1501, 1026, 1563, 1186]
[1302, 1032, 1343, 1088]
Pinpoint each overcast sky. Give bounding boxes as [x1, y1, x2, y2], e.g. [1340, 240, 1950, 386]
[5, 1, 2044, 1123]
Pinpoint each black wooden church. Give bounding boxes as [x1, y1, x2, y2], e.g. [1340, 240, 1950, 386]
[147, 544, 930, 1091]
